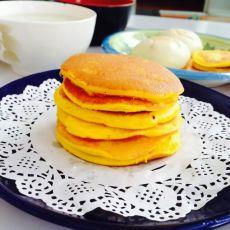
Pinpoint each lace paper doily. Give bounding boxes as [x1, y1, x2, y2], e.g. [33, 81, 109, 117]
[0, 79, 229, 221]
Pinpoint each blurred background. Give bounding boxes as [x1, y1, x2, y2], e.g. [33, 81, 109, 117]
[135, 0, 230, 22]
[1, 0, 229, 22]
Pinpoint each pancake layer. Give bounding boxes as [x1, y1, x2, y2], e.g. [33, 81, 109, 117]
[58, 108, 183, 140]
[56, 122, 180, 166]
[54, 87, 181, 129]
[62, 78, 177, 112]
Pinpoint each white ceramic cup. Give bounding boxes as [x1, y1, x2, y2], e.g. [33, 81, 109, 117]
[0, 1, 96, 75]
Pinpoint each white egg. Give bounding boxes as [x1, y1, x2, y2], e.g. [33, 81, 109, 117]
[131, 36, 191, 69]
[159, 28, 203, 52]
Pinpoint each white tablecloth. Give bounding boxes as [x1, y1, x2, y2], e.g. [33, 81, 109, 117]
[0, 15, 229, 229]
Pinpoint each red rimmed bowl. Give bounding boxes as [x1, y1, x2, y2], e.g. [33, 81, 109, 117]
[59, 0, 133, 46]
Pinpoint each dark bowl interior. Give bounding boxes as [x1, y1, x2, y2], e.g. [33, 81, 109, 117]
[58, 0, 132, 46]
[88, 5, 132, 46]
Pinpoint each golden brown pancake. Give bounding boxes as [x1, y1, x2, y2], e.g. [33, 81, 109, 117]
[192, 50, 230, 68]
[54, 87, 181, 129]
[192, 61, 230, 72]
[56, 122, 180, 166]
[57, 108, 183, 140]
[60, 53, 184, 102]
[62, 78, 177, 112]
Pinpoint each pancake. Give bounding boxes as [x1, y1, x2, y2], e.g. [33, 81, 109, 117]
[192, 50, 230, 68]
[60, 53, 184, 102]
[192, 61, 230, 72]
[57, 108, 183, 140]
[56, 122, 180, 166]
[54, 87, 181, 129]
[62, 78, 177, 112]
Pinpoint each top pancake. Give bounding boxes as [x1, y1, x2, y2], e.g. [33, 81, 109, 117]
[61, 53, 184, 102]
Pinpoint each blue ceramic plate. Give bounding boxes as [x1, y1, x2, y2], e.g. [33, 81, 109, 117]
[102, 30, 230, 87]
[0, 70, 229, 229]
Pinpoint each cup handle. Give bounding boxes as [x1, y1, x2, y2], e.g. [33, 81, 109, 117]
[0, 28, 18, 65]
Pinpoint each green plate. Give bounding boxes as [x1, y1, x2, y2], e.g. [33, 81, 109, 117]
[106, 30, 230, 54]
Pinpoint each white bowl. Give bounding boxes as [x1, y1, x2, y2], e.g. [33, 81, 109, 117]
[0, 1, 96, 75]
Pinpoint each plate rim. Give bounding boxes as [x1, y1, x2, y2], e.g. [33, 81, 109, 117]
[1, 177, 229, 230]
[0, 69, 229, 229]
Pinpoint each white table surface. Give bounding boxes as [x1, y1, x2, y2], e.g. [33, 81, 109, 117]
[0, 15, 229, 230]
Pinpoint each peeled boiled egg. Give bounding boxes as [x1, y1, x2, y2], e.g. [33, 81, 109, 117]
[131, 36, 191, 69]
[159, 28, 203, 53]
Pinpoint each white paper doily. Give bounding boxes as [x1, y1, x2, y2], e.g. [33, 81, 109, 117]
[0, 78, 229, 221]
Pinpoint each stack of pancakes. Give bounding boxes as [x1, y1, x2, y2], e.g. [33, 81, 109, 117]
[54, 54, 184, 166]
